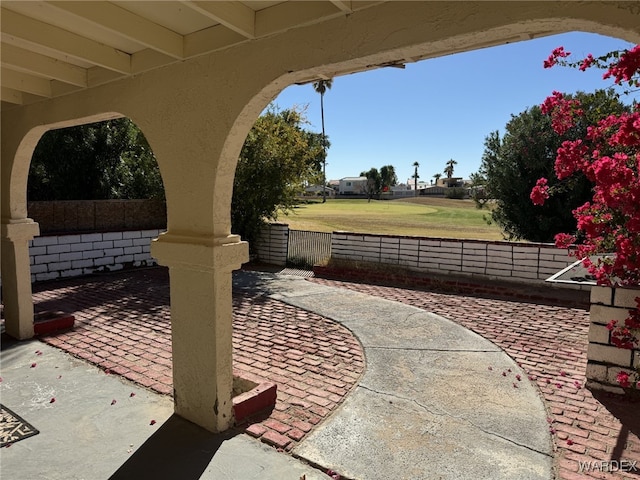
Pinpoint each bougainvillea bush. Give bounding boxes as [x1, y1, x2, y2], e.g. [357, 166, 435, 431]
[532, 44, 640, 389]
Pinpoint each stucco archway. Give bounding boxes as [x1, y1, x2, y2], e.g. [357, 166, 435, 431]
[2, 1, 639, 433]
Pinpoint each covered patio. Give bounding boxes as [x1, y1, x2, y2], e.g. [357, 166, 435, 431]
[2, 0, 640, 436]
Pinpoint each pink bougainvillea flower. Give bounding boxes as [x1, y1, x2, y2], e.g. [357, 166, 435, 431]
[530, 178, 550, 205]
[515, 374, 522, 381]
[130, 392, 136, 397]
[50, 398, 56, 403]
[502, 371, 507, 377]
[560, 371, 567, 377]
[35, 350, 42, 356]
[573, 381, 582, 389]
[556, 383, 563, 389]
[150, 419, 157, 426]
[566, 439, 574, 446]
[512, 383, 518, 389]
[543, 46, 571, 68]
[111, 399, 117, 406]
[30, 363, 37, 368]
[104, 369, 111, 375]
[617, 371, 631, 388]
[579, 54, 595, 72]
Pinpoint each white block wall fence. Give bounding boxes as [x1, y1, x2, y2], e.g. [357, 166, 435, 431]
[29, 229, 164, 283]
[255, 224, 586, 290]
[330, 231, 583, 287]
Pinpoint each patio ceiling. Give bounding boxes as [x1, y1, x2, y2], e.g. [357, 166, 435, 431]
[0, 1, 379, 108]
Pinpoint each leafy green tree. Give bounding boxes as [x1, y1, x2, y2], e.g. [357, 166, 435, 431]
[360, 167, 382, 202]
[476, 88, 630, 242]
[28, 118, 163, 200]
[380, 165, 397, 191]
[232, 106, 325, 247]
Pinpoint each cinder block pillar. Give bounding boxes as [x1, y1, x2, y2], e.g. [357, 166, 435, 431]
[586, 285, 640, 393]
[151, 232, 248, 432]
[255, 222, 289, 266]
[1, 220, 40, 340]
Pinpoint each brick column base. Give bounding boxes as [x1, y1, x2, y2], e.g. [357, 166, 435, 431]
[586, 285, 640, 393]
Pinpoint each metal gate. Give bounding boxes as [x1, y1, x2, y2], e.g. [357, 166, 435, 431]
[287, 230, 332, 269]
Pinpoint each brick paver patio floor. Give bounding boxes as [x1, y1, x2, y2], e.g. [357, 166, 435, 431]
[28, 267, 640, 479]
[311, 277, 640, 480]
[32, 268, 364, 452]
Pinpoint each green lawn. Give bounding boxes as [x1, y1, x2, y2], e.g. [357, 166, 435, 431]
[280, 197, 505, 241]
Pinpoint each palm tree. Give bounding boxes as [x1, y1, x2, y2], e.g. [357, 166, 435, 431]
[411, 161, 420, 196]
[313, 78, 333, 203]
[444, 158, 457, 179]
[433, 173, 442, 185]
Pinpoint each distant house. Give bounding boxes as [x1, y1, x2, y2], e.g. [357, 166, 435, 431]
[339, 177, 367, 195]
[304, 185, 335, 197]
[438, 177, 465, 188]
[406, 179, 430, 191]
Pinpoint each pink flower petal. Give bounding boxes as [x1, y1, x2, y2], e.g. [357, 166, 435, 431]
[50, 398, 56, 403]
[566, 439, 574, 445]
[30, 363, 37, 368]
[150, 419, 156, 425]
[129, 392, 136, 397]
[111, 399, 117, 405]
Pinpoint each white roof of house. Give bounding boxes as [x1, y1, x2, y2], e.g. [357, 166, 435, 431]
[341, 177, 367, 181]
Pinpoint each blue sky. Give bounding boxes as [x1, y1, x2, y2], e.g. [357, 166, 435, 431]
[273, 32, 638, 185]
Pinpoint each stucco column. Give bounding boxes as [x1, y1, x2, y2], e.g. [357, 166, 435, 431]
[151, 232, 248, 432]
[1, 220, 40, 339]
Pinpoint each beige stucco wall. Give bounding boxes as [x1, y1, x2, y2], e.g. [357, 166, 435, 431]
[2, 1, 639, 432]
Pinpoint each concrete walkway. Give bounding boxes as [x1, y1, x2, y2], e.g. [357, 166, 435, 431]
[2, 270, 553, 480]
[238, 272, 553, 480]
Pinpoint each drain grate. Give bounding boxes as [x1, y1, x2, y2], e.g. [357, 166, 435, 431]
[278, 268, 315, 278]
